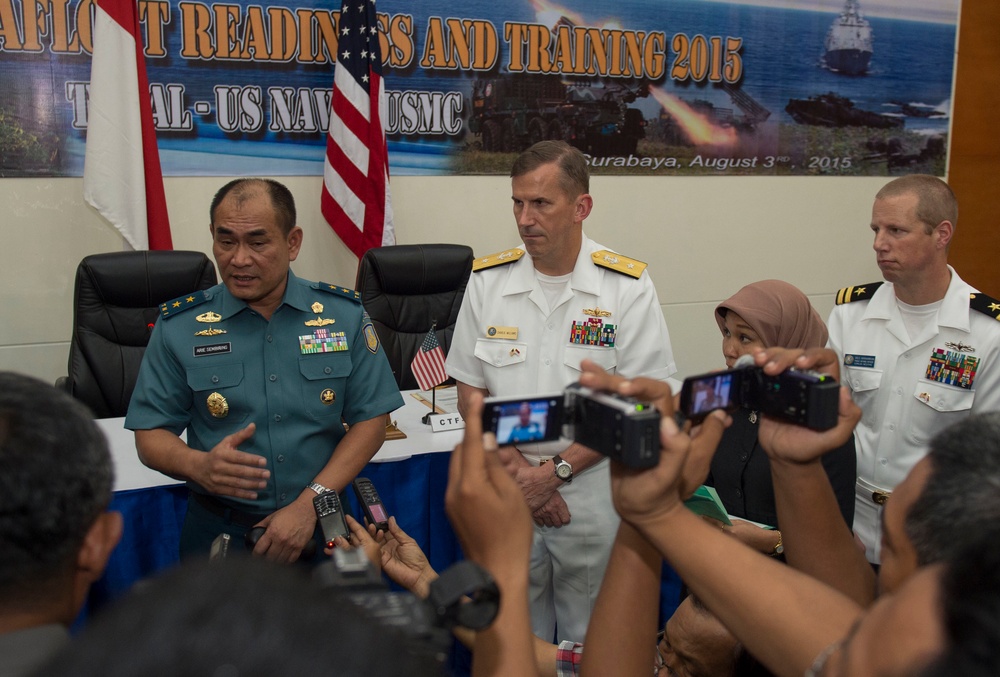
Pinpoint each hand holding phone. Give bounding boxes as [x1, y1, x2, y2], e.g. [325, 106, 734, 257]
[314, 491, 350, 548]
[352, 477, 389, 532]
[245, 525, 318, 558]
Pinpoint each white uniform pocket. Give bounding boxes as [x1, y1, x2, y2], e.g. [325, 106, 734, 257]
[907, 380, 975, 447]
[473, 338, 527, 368]
[563, 344, 618, 373]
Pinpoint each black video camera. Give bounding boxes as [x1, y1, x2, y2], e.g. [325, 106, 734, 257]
[482, 382, 662, 469]
[678, 357, 840, 430]
[314, 548, 499, 666]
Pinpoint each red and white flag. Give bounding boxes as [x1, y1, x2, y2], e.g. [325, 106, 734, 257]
[321, 0, 394, 259]
[411, 327, 448, 392]
[84, 0, 172, 251]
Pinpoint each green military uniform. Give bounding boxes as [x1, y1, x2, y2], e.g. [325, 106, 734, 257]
[126, 271, 402, 552]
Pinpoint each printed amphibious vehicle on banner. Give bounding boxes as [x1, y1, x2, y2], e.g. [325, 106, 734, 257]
[469, 75, 649, 156]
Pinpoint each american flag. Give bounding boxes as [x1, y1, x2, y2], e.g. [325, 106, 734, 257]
[321, 0, 394, 259]
[411, 327, 448, 392]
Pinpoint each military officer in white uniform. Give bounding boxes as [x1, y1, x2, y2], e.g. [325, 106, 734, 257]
[446, 141, 676, 642]
[828, 174, 1000, 564]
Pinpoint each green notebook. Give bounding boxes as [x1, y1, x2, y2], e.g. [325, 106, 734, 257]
[683, 485, 732, 526]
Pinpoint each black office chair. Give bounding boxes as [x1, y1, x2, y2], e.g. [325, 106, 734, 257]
[355, 244, 474, 390]
[59, 250, 217, 418]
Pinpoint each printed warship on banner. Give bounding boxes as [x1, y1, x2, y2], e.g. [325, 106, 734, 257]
[823, 0, 873, 76]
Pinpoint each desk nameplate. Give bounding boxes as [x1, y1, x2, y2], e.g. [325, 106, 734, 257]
[429, 413, 465, 432]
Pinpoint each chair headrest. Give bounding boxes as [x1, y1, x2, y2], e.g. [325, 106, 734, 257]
[358, 244, 473, 296]
[78, 250, 217, 307]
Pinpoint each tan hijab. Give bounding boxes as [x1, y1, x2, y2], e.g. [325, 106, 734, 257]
[714, 279, 828, 349]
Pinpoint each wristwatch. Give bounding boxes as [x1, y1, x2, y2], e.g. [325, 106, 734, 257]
[771, 530, 784, 556]
[552, 455, 573, 483]
[308, 482, 331, 495]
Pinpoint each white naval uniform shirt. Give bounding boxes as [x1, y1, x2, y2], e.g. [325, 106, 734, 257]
[828, 266, 1000, 562]
[446, 236, 676, 460]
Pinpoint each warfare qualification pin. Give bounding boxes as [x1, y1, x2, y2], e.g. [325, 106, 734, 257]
[320, 388, 336, 405]
[206, 392, 229, 418]
[305, 317, 335, 327]
[196, 311, 222, 323]
[194, 311, 226, 336]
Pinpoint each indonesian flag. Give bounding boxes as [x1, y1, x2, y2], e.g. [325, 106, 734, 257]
[321, 0, 394, 259]
[84, 0, 172, 251]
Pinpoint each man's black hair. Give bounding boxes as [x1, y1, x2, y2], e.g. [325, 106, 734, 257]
[0, 371, 113, 606]
[906, 412, 1000, 565]
[210, 178, 297, 235]
[36, 557, 444, 677]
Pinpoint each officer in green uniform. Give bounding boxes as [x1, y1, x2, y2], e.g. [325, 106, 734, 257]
[125, 178, 402, 562]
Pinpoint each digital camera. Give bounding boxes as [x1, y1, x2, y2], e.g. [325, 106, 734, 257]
[314, 547, 499, 667]
[482, 382, 662, 469]
[678, 358, 839, 431]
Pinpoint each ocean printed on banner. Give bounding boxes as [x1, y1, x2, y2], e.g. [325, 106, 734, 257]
[0, 0, 959, 178]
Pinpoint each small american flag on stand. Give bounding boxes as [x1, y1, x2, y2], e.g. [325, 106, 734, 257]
[411, 326, 447, 392]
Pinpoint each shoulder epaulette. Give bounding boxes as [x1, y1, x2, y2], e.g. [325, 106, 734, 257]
[835, 282, 883, 305]
[969, 291, 1000, 321]
[591, 250, 647, 279]
[473, 248, 525, 272]
[315, 283, 362, 304]
[160, 290, 212, 319]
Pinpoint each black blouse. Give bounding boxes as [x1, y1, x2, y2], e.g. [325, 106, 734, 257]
[706, 407, 856, 529]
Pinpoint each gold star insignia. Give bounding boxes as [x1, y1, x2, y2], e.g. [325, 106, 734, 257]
[854, 287, 866, 296]
[186, 296, 195, 303]
[173, 301, 181, 308]
[990, 303, 1000, 313]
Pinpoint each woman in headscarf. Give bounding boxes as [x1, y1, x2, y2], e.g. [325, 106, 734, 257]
[706, 279, 856, 555]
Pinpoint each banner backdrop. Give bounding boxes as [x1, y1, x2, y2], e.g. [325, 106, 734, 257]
[0, 0, 959, 177]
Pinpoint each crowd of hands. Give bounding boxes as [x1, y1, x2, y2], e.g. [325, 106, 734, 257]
[328, 345, 862, 677]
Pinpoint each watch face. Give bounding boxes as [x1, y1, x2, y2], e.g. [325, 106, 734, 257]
[556, 463, 572, 479]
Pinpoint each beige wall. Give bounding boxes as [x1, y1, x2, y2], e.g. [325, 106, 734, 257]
[0, 174, 884, 386]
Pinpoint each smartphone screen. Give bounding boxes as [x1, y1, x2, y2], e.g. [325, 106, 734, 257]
[482, 394, 564, 445]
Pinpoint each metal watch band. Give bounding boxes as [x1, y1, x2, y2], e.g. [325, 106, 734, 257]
[308, 482, 330, 495]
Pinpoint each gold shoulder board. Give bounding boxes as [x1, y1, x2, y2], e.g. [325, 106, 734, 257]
[835, 282, 883, 305]
[969, 291, 1000, 321]
[473, 248, 525, 272]
[591, 250, 647, 279]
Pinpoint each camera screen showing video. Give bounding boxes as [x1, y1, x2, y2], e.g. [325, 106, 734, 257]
[685, 372, 735, 417]
[483, 396, 563, 446]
